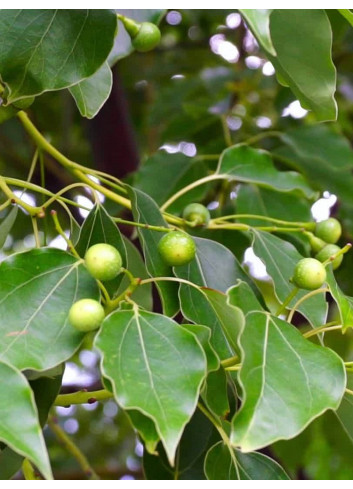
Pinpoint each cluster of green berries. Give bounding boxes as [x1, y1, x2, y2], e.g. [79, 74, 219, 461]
[69, 243, 123, 333]
[69, 202, 207, 333]
[293, 217, 342, 290]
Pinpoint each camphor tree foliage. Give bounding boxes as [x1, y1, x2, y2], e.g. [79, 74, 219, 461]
[1, 8, 353, 481]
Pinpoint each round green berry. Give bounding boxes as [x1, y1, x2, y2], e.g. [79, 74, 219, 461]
[182, 203, 210, 227]
[315, 218, 342, 244]
[84, 243, 122, 281]
[158, 231, 196, 267]
[132, 22, 161, 52]
[68, 299, 105, 332]
[292, 258, 327, 290]
[315, 244, 343, 271]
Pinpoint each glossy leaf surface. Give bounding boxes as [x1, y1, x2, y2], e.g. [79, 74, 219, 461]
[231, 312, 345, 451]
[0, 362, 52, 479]
[0, 248, 99, 370]
[0, 10, 117, 102]
[95, 308, 206, 464]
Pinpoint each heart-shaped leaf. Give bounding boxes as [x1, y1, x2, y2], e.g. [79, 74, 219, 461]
[0, 248, 99, 371]
[95, 308, 207, 465]
[231, 312, 346, 451]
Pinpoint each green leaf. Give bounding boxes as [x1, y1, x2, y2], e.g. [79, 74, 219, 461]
[0, 366, 62, 479]
[326, 269, 353, 332]
[133, 152, 209, 214]
[275, 125, 353, 208]
[176, 236, 252, 294]
[69, 62, 112, 119]
[126, 410, 160, 455]
[243, 10, 337, 121]
[202, 289, 244, 356]
[175, 237, 246, 359]
[177, 288, 234, 360]
[236, 184, 312, 255]
[0, 446, 24, 480]
[143, 408, 219, 480]
[110, 10, 165, 65]
[269, 10, 337, 121]
[338, 9, 353, 26]
[0, 248, 99, 370]
[114, 236, 153, 311]
[201, 368, 230, 419]
[0, 206, 18, 250]
[336, 394, 353, 444]
[30, 370, 63, 427]
[237, 185, 312, 228]
[204, 441, 290, 480]
[75, 203, 126, 296]
[0, 104, 19, 124]
[252, 230, 328, 327]
[227, 281, 264, 316]
[239, 9, 275, 55]
[181, 324, 219, 373]
[231, 312, 346, 451]
[95, 308, 207, 465]
[217, 145, 315, 198]
[127, 186, 179, 317]
[76, 204, 126, 261]
[0, 361, 52, 479]
[0, 10, 117, 103]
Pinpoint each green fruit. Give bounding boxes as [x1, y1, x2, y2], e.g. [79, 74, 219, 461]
[68, 299, 105, 332]
[315, 218, 342, 244]
[182, 203, 210, 227]
[307, 233, 326, 253]
[13, 97, 35, 109]
[315, 244, 343, 270]
[158, 231, 196, 266]
[132, 22, 161, 52]
[292, 258, 327, 290]
[84, 243, 122, 281]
